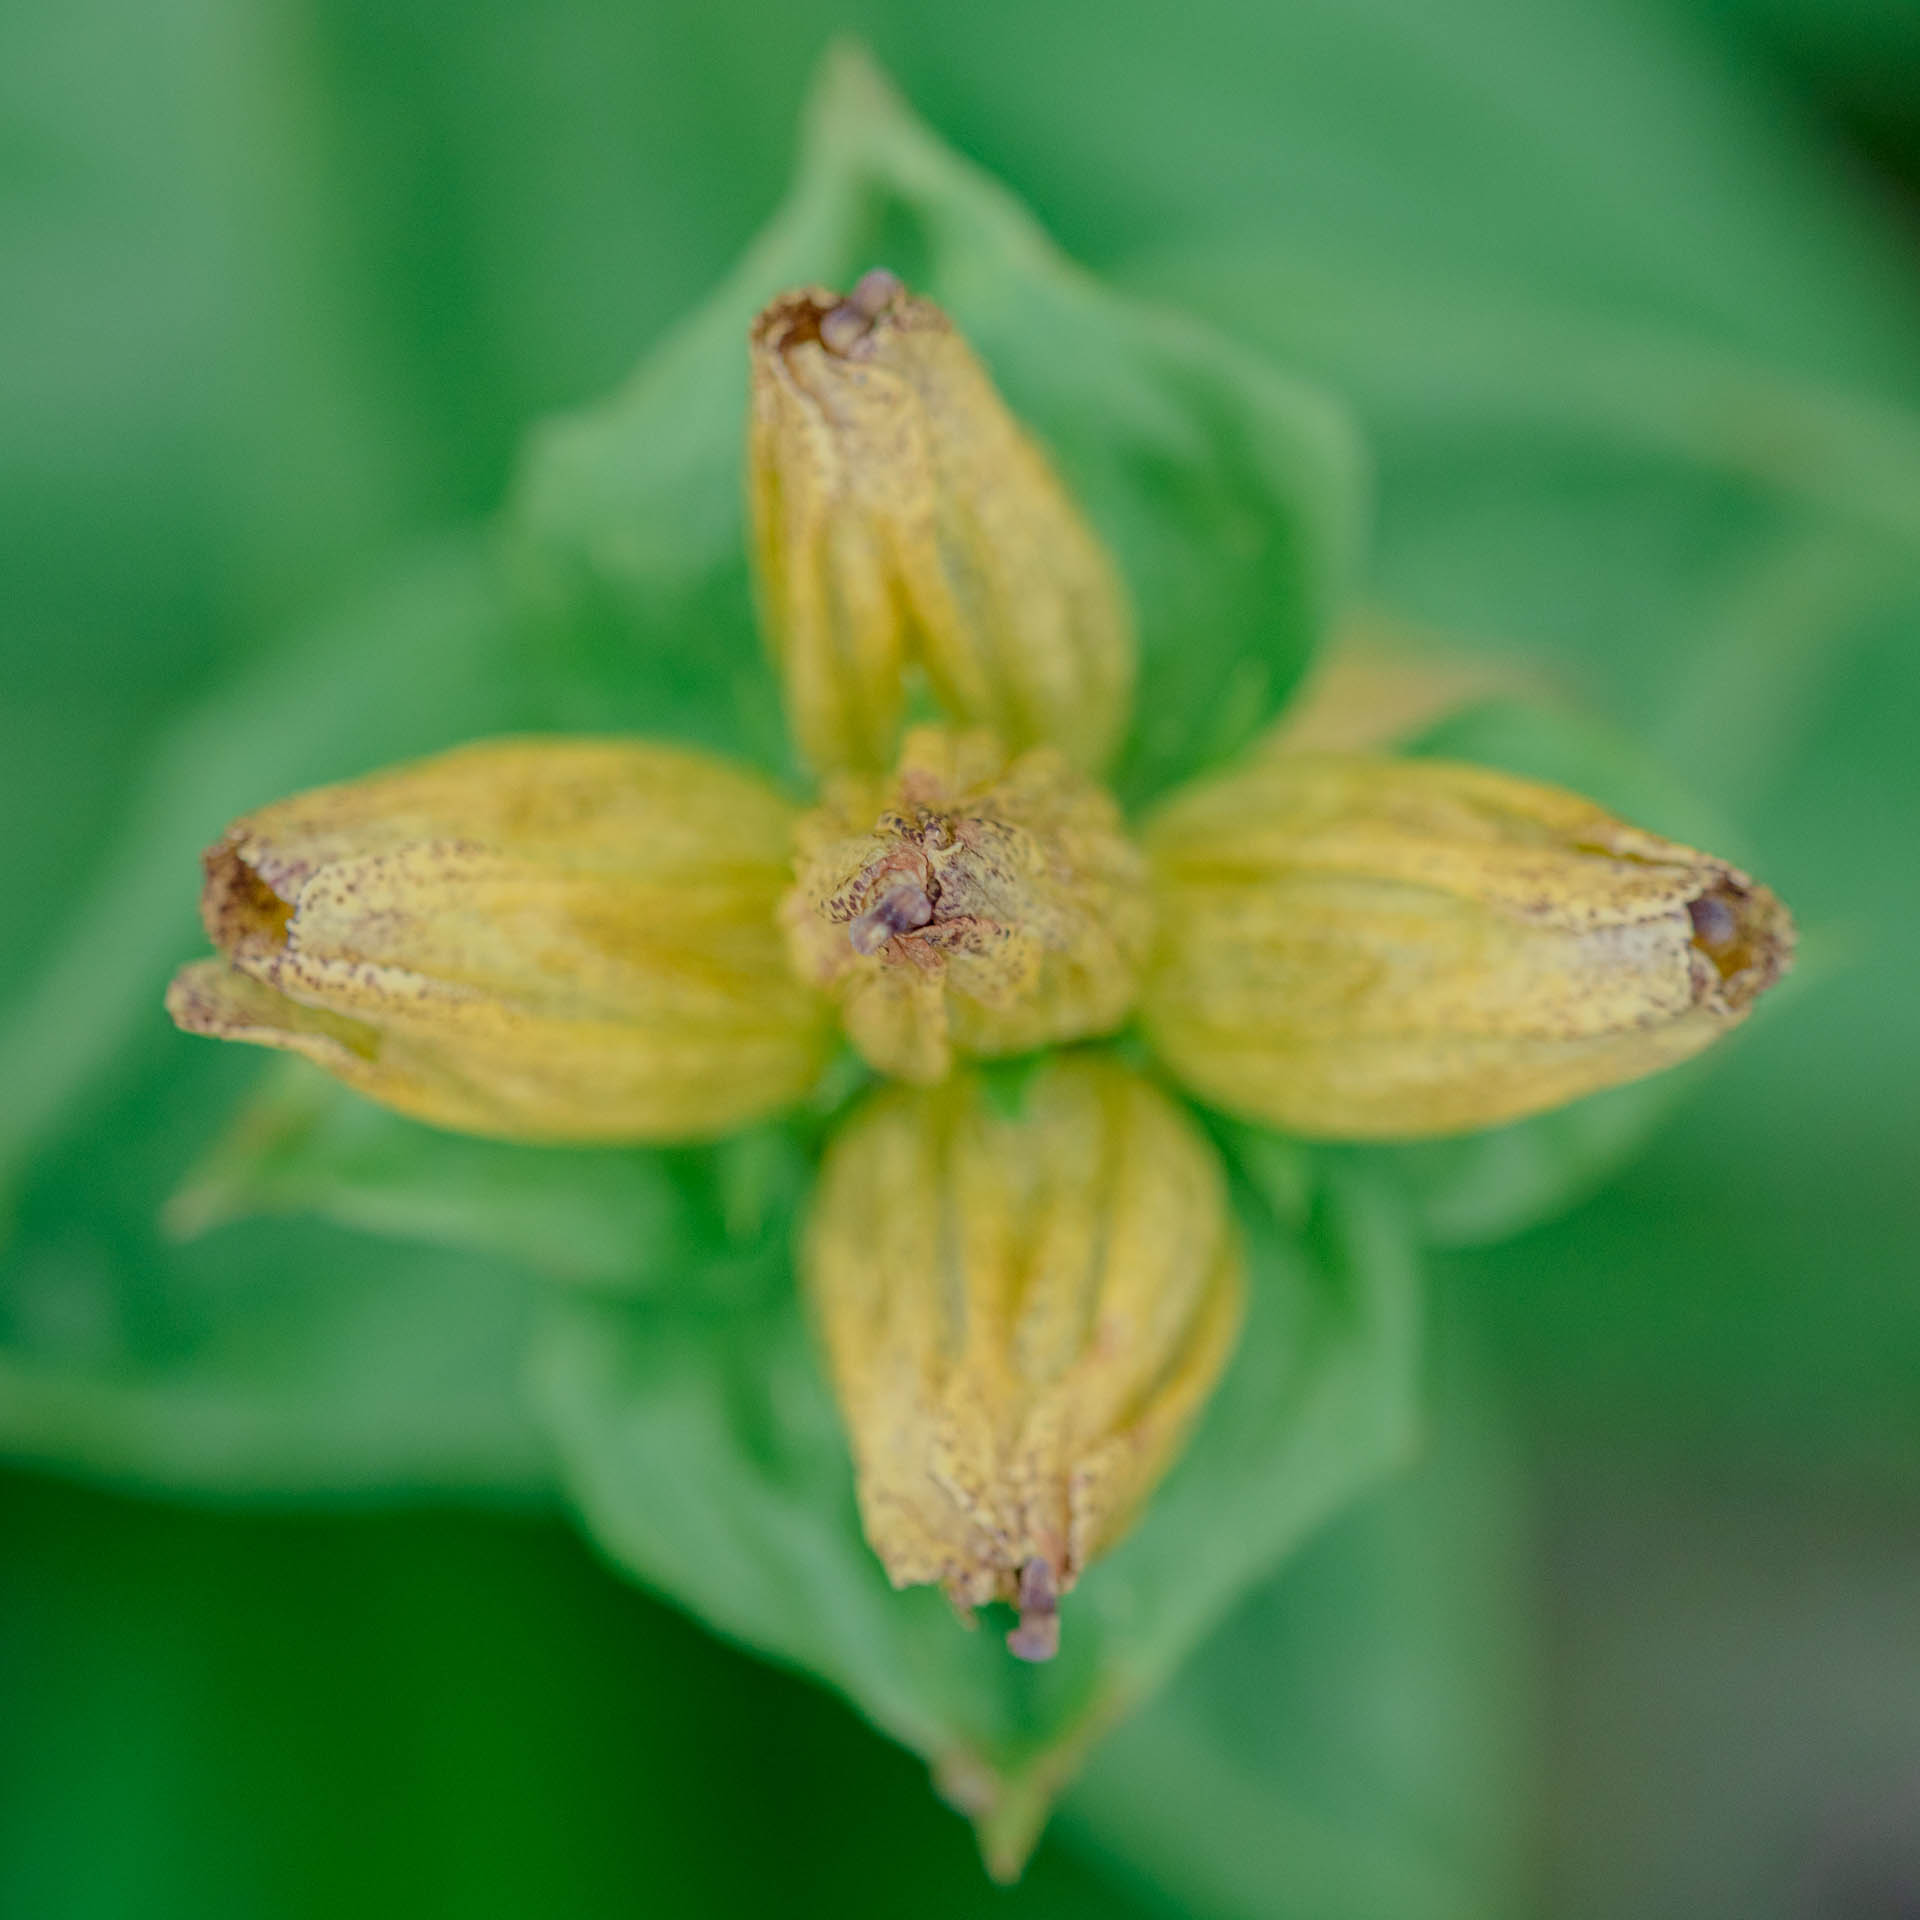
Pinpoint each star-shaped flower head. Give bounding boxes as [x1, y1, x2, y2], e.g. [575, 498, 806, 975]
[168, 267, 1792, 1665]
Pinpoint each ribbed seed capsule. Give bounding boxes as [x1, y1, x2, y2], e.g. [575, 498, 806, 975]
[1142, 752, 1795, 1138]
[166, 739, 831, 1142]
[748, 272, 1135, 775]
[805, 1056, 1244, 1658]
[783, 726, 1152, 1084]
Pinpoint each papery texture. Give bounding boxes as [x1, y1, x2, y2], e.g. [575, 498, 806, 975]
[805, 1056, 1244, 1657]
[168, 739, 830, 1141]
[784, 727, 1151, 1083]
[749, 275, 1134, 776]
[1142, 753, 1794, 1138]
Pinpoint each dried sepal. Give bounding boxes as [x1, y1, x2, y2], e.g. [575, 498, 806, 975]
[1143, 752, 1795, 1138]
[748, 272, 1134, 776]
[783, 726, 1152, 1083]
[1266, 611, 1548, 755]
[167, 739, 831, 1142]
[805, 1056, 1244, 1657]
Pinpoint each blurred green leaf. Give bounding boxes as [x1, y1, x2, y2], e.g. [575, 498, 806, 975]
[1444, 1027, 1920, 1488]
[1063, 1313, 1536, 1920]
[534, 1159, 1418, 1876]
[0, 533, 522, 1208]
[0, 0, 445, 667]
[167, 1057, 813, 1296]
[1404, 697, 1736, 849]
[0, 1469, 1151, 1920]
[508, 45, 1364, 803]
[0, 1034, 550, 1504]
[1365, 1075, 1697, 1252]
[1698, 0, 1920, 186]
[1113, 249, 1920, 800]
[0, 1217, 551, 1503]
[941, 0, 1920, 398]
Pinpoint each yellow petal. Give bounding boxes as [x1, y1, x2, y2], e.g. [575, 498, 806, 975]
[783, 726, 1152, 1083]
[167, 738, 832, 1142]
[805, 1056, 1244, 1657]
[1143, 753, 1795, 1138]
[749, 273, 1134, 775]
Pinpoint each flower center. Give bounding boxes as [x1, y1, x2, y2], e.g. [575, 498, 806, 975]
[784, 727, 1151, 1083]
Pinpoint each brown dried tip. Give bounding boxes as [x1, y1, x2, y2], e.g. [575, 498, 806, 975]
[1686, 876, 1792, 1005]
[198, 834, 295, 954]
[1005, 1559, 1062, 1663]
[847, 879, 935, 956]
[817, 266, 906, 357]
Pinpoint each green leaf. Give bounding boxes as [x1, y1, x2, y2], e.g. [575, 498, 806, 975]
[533, 1158, 1419, 1876]
[166, 1057, 813, 1297]
[507, 44, 1365, 803]
[1115, 244, 1920, 762]
[0, 1467, 1153, 1920]
[0, 986, 552, 1510]
[1062, 1315, 1536, 1920]
[1369, 1075, 1699, 1251]
[1405, 696, 1738, 850]
[0, 1218, 552, 1504]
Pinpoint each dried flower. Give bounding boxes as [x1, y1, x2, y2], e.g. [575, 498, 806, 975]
[804, 1056, 1243, 1658]
[749, 271, 1134, 776]
[167, 272, 1797, 1660]
[1142, 752, 1795, 1137]
[167, 740, 830, 1141]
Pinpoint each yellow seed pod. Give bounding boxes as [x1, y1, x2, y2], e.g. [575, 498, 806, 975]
[805, 1056, 1244, 1659]
[748, 271, 1135, 776]
[167, 739, 832, 1142]
[1142, 752, 1795, 1138]
[783, 726, 1152, 1084]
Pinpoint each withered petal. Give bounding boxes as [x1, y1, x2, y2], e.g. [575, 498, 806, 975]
[169, 738, 833, 1142]
[749, 278, 1135, 776]
[1142, 752, 1795, 1139]
[805, 1055, 1244, 1655]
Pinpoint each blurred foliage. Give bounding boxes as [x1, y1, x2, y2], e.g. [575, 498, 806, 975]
[0, 1304, 1524, 1920]
[537, 1161, 1418, 1877]
[0, 1041, 552, 1500]
[1063, 1313, 1538, 1920]
[0, 61, 1422, 1871]
[3, 0, 1919, 1912]
[510, 47, 1362, 801]
[0, 1466, 1146, 1920]
[167, 1057, 818, 1295]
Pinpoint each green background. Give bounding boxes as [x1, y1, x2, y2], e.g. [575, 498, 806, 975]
[4, 1, 1918, 1914]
